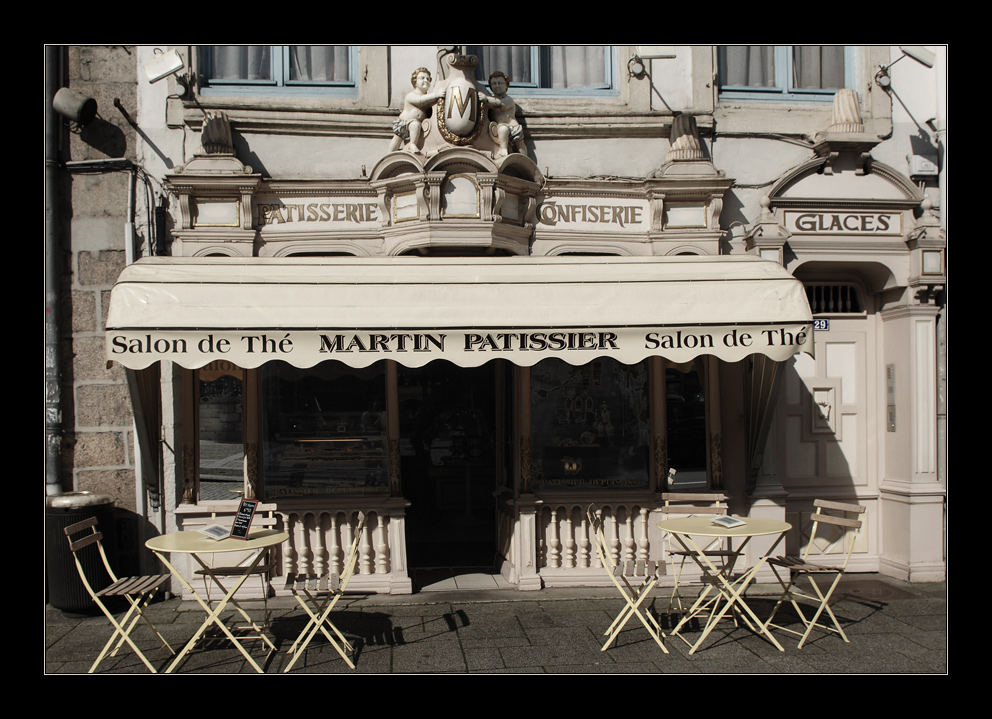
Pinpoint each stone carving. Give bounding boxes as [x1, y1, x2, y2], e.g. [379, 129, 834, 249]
[666, 114, 704, 162]
[436, 55, 487, 146]
[200, 110, 234, 155]
[486, 71, 528, 158]
[828, 88, 864, 134]
[387, 56, 530, 160]
[388, 67, 439, 153]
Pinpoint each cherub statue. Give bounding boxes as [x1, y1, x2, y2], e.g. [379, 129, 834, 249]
[485, 71, 528, 159]
[389, 67, 439, 153]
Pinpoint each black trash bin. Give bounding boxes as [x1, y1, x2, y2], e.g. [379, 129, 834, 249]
[46, 492, 116, 615]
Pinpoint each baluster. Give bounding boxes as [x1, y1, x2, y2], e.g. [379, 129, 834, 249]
[623, 507, 635, 564]
[637, 507, 650, 563]
[375, 513, 390, 575]
[578, 509, 591, 568]
[563, 506, 576, 568]
[286, 511, 301, 576]
[328, 513, 342, 577]
[314, 511, 327, 578]
[304, 512, 317, 576]
[359, 514, 372, 575]
[547, 507, 562, 568]
[607, 508, 621, 567]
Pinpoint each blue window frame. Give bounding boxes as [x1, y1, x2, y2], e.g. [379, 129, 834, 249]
[200, 46, 357, 97]
[718, 46, 853, 102]
[468, 45, 616, 97]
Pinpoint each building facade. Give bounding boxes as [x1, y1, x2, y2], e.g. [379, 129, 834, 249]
[47, 45, 947, 596]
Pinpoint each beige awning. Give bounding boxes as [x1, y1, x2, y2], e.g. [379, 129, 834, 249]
[106, 255, 813, 370]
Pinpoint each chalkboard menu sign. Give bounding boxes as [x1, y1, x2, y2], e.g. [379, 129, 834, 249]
[230, 498, 259, 540]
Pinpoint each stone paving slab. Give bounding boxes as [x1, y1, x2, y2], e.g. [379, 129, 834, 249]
[45, 573, 946, 675]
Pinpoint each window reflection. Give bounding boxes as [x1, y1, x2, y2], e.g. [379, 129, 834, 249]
[262, 361, 388, 499]
[198, 364, 244, 500]
[531, 358, 649, 490]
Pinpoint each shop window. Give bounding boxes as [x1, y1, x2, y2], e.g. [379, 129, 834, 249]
[200, 46, 357, 97]
[665, 365, 708, 489]
[261, 361, 388, 500]
[469, 45, 615, 95]
[530, 358, 649, 491]
[718, 46, 851, 102]
[190, 362, 247, 503]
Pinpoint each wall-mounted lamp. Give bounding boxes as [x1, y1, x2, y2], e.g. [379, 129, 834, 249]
[626, 46, 677, 79]
[143, 48, 189, 97]
[875, 45, 935, 88]
[53, 87, 97, 126]
[627, 56, 646, 79]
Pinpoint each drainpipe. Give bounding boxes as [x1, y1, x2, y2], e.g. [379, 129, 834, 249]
[45, 46, 62, 496]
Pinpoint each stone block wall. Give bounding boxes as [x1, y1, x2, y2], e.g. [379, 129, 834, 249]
[56, 46, 140, 513]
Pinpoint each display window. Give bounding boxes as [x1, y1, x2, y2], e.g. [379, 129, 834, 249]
[261, 361, 388, 499]
[530, 358, 650, 490]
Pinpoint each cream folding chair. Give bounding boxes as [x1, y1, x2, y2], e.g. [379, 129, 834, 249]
[763, 499, 866, 648]
[283, 512, 366, 672]
[196, 504, 280, 635]
[659, 492, 737, 618]
[586, 505, 668, 653]
[63, 517, 176, 673]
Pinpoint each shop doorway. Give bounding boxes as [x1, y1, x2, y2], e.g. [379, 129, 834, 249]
[398, 361, 505, 570]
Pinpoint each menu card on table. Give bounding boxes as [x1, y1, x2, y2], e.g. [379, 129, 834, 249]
[230, 498, 259, 540]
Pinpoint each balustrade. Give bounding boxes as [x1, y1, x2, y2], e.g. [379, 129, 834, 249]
[537, 502, 661, 587]
[276, 507, 403, 594]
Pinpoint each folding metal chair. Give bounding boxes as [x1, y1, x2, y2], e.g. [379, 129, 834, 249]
[283, 512, 366, 672]
[586, 505, 667, 653]
[63, 517, 175, 673]
[763, 499, 866, 648]
[659, 492, 737, 618]
[195, 504, 280, 634]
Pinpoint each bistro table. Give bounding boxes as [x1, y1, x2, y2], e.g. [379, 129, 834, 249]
[145, 528, 289, 673]
[657, 516, 790, 654]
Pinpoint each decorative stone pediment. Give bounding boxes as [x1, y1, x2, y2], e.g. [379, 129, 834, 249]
[164, 111, 262, 256]
[812, 89, 882, 174]
[751, 88, 937, 299]
[369, 146, 543, 256]
[743, 196, 790, 265]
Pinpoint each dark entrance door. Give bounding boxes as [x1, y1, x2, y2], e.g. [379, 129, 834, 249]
[399, 361, 501, 568]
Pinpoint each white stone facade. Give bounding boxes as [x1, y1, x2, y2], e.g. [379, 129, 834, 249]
[48, 45, 947, 594]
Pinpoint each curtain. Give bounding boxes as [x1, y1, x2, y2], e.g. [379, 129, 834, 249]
[719, 46, 776, 87]
[475, 45, 534, 86]
[207, 46, 350, 83]
[208, 46, 271, 81]
[792, 46, 845, 89]
[473, 46, 608, 89]
[547, 45, 606, 89]
[289, 46, 351, 83]
[743, 355, 784, 495]
[721, 46, 844, 90]
[126, 366, 162, 510]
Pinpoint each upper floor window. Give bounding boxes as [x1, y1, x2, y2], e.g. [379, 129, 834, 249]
[200, 46, 357, 97]
[718, 46, 850, 102]
[468, 45, 615, 96]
